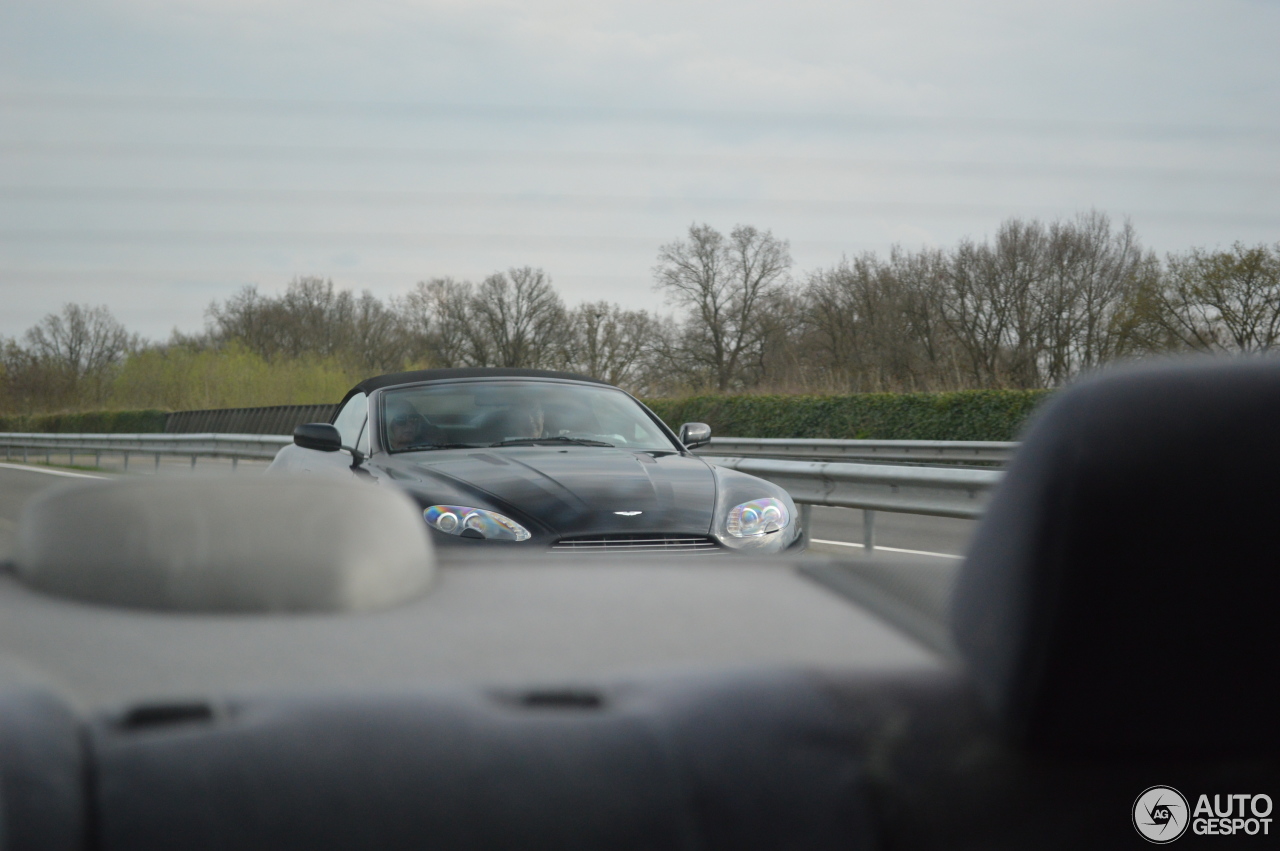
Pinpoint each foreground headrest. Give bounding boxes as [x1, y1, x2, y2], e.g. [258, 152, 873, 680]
[952, 357, 1280, 756]
[16, 476, 434, 613]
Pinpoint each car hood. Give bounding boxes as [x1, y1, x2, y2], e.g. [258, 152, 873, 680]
[380, 447, 718, 538]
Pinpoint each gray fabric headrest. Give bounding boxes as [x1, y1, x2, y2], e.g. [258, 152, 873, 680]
[16, 476, 434, 614]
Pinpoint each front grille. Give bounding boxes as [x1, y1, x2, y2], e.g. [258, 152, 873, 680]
[551, 534, 722, 554]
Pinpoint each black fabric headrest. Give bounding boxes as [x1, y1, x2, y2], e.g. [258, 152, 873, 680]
[952, 357, 1280, 756]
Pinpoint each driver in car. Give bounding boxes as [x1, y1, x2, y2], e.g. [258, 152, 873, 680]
[387, 408, 447, 450]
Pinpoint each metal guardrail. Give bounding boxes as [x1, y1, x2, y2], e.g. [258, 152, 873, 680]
[165, 404, 337, 435]
[0, 433, 289, 470]
[1, 434, 1015, 472]
[0, 432, 1006, 552]
[704, 455, 1000, 519]
[698, 437, 1017, 465]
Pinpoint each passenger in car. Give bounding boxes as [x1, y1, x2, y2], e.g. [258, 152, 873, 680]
[504, 400, 545, 439]
[387, 409, 447, 450]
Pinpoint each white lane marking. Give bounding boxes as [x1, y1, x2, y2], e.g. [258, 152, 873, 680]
[810, 538, 963, 560]
[0, 462, 105, 479]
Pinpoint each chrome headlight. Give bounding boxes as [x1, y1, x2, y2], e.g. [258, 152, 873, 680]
[725, 497, 789, 538]
[424, 505, 531, 541]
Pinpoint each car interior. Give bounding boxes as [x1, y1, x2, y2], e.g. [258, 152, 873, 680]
[1, 357, 1276, 850]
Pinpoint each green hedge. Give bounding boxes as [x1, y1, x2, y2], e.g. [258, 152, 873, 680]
[0, 409, 168, 434]
[644, 390, 1054, 442]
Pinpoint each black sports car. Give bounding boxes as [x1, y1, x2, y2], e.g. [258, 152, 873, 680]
[268, 368, 803, 554]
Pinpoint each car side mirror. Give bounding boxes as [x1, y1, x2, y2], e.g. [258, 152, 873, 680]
[294, 423, 343, 452]
[678, 422, 712, 449]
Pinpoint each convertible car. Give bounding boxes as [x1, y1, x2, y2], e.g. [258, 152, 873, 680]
[266, 367, 803, 554]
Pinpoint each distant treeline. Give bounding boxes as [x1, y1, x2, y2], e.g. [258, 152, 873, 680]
[2, 211, 1278, 416]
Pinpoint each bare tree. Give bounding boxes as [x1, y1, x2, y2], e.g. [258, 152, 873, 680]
[799, 256, 880, 390]
[890, 247, 960, 389]
[940, 219, 1054, 387]
[349, 291, 412, 372]
[779, 214, 1154, 393]
[752, 286, 809, 391]
[205, 286, 279, 358]
[19, 304, 138, 407]
[468, 267, 567, 368]
[0, 337, 45, 413]
[1144, 243, 1280, 353]
[1035, 212, 1154, 383]
[277, 277, 347, 358]
[654, 223, 791, 391]
[398, 277, 477, 368]
[795, 247, 958, 392]
[207, 277, 410, 371]
[561, 302, 663, 389]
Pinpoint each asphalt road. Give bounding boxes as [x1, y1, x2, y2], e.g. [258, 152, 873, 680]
[0, 464, 93, 562]
[807, 505, 975, 558]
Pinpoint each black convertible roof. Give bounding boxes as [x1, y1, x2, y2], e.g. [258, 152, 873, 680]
[350, 368, 610, 397]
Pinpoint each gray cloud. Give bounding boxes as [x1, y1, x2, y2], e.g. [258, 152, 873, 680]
[1, 0, 1276, 339]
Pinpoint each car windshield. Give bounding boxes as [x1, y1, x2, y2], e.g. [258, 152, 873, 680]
[380, 380, 677, 453]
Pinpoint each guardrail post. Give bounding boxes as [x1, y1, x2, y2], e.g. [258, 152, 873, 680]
[863, 509, 876, 552]
[190, 455, 197, 470]
[798, 503, 812, 549]
[231, 457, 239, 472]
[46, 448, 51, 465]
[69, 450, 74, 466]
[94, 451, 100, 468]
[123, 451, 129, 471]
[154, 454, 161, 471]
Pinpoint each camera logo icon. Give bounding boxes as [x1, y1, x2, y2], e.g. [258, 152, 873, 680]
[1133, 786, 1190, 843]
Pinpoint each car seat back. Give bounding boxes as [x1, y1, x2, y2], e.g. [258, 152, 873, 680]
[952, 357, 1280, 756]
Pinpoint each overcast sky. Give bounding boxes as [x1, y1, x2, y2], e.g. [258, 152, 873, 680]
[2, 0, 1277, 341]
